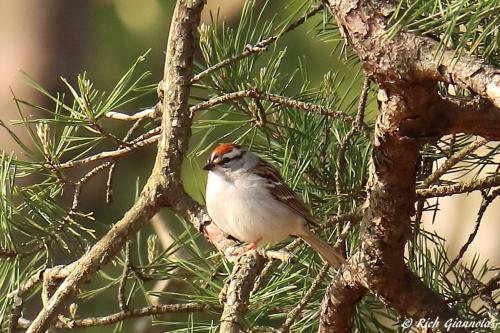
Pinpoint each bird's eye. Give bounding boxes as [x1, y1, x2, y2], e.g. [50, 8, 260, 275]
[220, 157, 231, 166]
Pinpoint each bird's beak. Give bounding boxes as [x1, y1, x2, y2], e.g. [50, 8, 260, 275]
[203, 162, 215, 171]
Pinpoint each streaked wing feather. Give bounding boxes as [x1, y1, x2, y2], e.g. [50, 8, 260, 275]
[253, 160, 318, 226]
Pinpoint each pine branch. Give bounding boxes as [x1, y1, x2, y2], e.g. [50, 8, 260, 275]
[24, 1, 208, 332]
[18, 303, 215, 329]
[416, 174, 500, 198]
[321, 0, 472, 329]
[422, 138, 487, 187]
[191, 3, 324, 84]
[57, 133, 159, 169]
[219, 251, 265, 333]
[190, 89, 360, 125]
[439, 96, 500, 140]
[104, 106, 159, 121]
[281, 263, 330, 333]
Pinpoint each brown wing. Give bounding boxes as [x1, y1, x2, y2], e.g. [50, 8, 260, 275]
[253, 159, 318, 226]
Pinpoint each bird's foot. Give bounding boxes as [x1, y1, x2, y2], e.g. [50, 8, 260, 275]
[225, 238, 262, 262]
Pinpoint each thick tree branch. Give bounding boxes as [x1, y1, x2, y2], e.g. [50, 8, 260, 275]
[322, 0, 472, 331]
[319, 255, 366, 333]
[219, 251, 265, 333]
[325, 1, 500, 107]
[438, 97, 500, 140]
[25, 1, 207, 332]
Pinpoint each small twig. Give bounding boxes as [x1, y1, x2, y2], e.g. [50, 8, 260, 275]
[8, 295, 23, 333]
[129, 126, 162, 144]
[77, 93, 130, 146]
[412, 152, 435, 261]
[257, 249, 293, 262]
[335, 76, 370, 197]
[89, 122, 129, 147]
[422, 138, 488, 187]
[318, 212, 363, 231]
[56, 162, 113, 240]
[251, 260, 274, 295]
[191, 4, 324, 84]
[104, 106, 159, 121]
[106, 118, 146, 203]
[0, 247, 19, 259]
[335, 129, 358, 197]
[333, 221, 354, 251]
[72, 162, 112, 211]
[17, 303, 215, 329]
[460, 265, 497, 312]
[446, 188, 500, 273]
[416, 174, 500, 198]
[58, 134, 160, 169]
[106, 163, 117, 204]
[253, 326, 280, 332]
[281, 262, 330, 333]
[7, 270, 44, 299]
[118, 242, 131, 311]
[1, 243, 45, 260]
[190, 89, 358, 125]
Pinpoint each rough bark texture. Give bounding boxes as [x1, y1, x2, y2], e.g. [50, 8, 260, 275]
[439, 97, 500, 140]
[25, 1, 206, 332]
[220, 252, 265, 333]
[318, 0, 498, 331]
[319, 256, 365, 332]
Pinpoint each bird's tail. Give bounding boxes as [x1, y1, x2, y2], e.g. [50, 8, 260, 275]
[298, 229, 345, 268]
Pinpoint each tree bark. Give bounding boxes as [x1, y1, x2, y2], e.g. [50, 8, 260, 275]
[318, 0, 497, 331]
[25, 1, 206, 332]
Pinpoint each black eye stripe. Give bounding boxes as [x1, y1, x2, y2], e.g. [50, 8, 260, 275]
[215, 150, 246, 166]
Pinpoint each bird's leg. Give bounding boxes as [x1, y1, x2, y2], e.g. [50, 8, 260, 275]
[242, 237, 262, 252]
[227, 237, 263, 257]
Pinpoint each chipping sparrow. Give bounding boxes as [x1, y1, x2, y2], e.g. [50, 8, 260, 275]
[204, 143, 345, 267]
